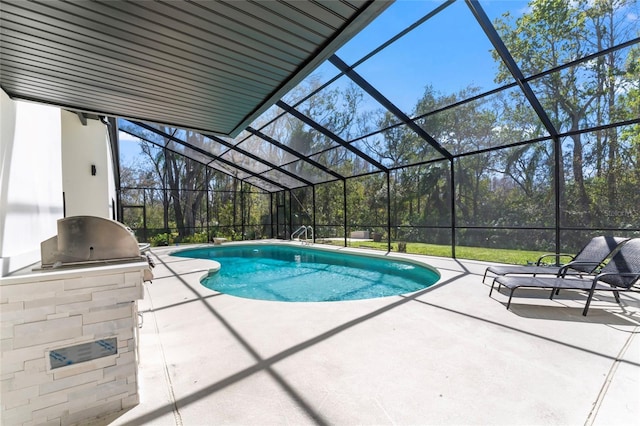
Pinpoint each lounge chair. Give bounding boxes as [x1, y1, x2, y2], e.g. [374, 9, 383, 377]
[483, 236, 629, 284]
[492, 238, 640, 316]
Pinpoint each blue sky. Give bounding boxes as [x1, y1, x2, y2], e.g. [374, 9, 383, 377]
[333, 0, 531, 113]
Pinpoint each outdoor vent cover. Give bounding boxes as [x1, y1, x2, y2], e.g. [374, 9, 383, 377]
[49, 338, 117, 369]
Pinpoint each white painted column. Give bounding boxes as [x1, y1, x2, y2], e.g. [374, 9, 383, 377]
[0, 90, 64, 276]
[61, 111, 115, 219]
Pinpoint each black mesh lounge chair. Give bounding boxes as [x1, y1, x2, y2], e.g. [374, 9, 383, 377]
[483, 236, 629, 285]
[492, 238, 640, 316]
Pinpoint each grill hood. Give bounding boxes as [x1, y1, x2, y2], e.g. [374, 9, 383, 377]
[41, 216, 143, 268]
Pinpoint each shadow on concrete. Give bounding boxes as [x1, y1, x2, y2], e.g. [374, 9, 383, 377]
[115, 249, 639, 425]
[116, 252, 463, 425]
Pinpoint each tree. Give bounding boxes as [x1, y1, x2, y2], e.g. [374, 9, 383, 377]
[492, 0, 639, 228]
[165, 147, 207, 238]
[118, 122, 210, 238]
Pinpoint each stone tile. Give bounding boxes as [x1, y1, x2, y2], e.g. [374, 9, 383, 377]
[52, 355, 117, 380]
[1, 371, 17, 381]
[121, 393, 140, 409]
[13, 316, 82, 349]
[82, 305, 132, 325]
[103, 358, 135, 381]
[2, 281, 64, 303]
[27, 389, 68, 412]
[1, 321, 16, 338]
[95, 378, 130, 401]
[1, 337, 13, 352]
[1, 360, 25, 375]
[0, 301, 25, 316]
[114, 351, 135, 367]
[24, 293, 90, 310]
[82, 318, 132, 338]
[63, 273, 124, 290]
[124, 272, 143, 286]
[116, 328, 134, 341]
[55, 298, 117, 314]
[3, 341, 67, 367]
[13, 369, 53, 390]
[29, 400, 71, 425]
[1, 384, 39, 409]
[65, 385, 98, 410]
[45, 312, 70, 321]
[24, 417, 60, 426]
[1, 403, 34, 424]
[116, 337, 131, 350]
[63, 399, 122, 425]
[23, 358, 46, 373]
[1, 376, 14, 393]
[15, 305, 58, 324]
[92, 287, 142, 304]
[39, 369, 103, 395]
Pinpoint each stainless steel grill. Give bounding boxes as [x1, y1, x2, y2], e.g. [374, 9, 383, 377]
[41, 216, 144, 268]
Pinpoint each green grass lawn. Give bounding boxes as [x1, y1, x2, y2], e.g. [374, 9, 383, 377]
[320, 240, 549, 265]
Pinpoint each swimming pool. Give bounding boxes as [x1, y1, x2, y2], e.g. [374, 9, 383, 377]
[173, 244, 440, 302]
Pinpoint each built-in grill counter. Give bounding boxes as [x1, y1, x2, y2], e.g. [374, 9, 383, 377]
[0, 216, 153, 425]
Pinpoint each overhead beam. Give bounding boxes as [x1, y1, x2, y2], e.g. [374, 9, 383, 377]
[465, 0, 561, 256]
[328, 55, 453, 161]
[246, 126, 345, 181]
[76, 111, 87, 126]
[465, 0, 558, 138]
[277, 100, 389, 172]
[202, 132, 314, 187]
[351, 0, 456, 69]
[119, 127, 278, 192]
[127, 121, 286, 191]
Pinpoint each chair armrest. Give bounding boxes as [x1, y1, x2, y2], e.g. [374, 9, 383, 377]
[592, 272, 640, 289]
[536, 253, 575, 266]
[558, 261, 602, 277]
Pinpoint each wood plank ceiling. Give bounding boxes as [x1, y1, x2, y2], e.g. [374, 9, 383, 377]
[0, 0, 389, 136]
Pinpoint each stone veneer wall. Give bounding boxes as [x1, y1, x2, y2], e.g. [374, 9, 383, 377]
[0, 262, 147, 425]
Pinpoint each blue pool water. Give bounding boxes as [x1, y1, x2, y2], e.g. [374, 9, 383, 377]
[173, 244, 440, 302]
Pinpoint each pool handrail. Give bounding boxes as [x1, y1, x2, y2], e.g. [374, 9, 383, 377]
[291, 225, 308, 241]
[291, 225, 313, 244]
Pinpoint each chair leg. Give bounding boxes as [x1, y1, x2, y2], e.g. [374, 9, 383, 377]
[507, 288, 516, 310]
[613, 290, 621, 304]
[583, 289, 595, 316]
[483, 269, 488, 284]
[490, 279, 503, 296]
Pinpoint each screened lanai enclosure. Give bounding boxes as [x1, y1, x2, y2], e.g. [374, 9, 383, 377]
[115, 0, 639, 260]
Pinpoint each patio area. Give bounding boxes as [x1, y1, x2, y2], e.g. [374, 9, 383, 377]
[108, 242, 640, 425]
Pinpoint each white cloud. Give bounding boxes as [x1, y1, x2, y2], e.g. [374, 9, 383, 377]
[118, 131, 140, 142]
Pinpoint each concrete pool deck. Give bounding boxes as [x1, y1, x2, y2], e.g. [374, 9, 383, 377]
[108, 241, 640, 425]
